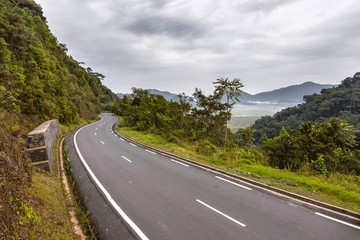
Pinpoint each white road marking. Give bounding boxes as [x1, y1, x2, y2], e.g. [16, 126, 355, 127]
[196, 199, 246, 227]
[120, 138, 125, 141]
[96, 128, 97, 130]
[114, 134, 117, 137]
[100, 141, 105, 145]
[145, 149, 157, 155]
[74, 125, 148, 240]
[315, 212, 360, 230]
[129, 143, 137, 147]
[215, 176, 252, 191]
[95, 133, 97, 136]
[170, 159, 189, 167]
[121, 156, 133, 163]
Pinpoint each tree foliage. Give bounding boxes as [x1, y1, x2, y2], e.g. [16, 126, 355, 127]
[213, 78, 243, 143]
[262, 119, 360, 174]
[0, 1, 118, 124]
[252, 73, 360, 144]
[112, 79, 243, 149]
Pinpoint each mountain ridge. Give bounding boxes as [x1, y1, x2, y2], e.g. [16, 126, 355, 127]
[117, 82, 334, 104]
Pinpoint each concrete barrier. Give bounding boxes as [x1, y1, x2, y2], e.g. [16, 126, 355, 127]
[26, 119, 61, 171]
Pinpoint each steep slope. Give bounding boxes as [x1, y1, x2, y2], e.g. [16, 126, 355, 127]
[252, 73, 360, 142]
[0, 0, 118, 124]
[0, 1, 118, 238]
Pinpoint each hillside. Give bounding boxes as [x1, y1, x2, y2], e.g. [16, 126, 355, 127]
[252, 72, 360, 142]
[0, 1, 118, 238]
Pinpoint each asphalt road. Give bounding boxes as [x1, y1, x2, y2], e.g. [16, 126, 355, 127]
[67, 113, 360, 240]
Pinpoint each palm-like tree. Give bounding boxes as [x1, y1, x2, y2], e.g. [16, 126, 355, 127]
[213, 78, 244, 143]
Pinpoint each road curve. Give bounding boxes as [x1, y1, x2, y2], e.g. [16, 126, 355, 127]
[66, 113, 360, 240]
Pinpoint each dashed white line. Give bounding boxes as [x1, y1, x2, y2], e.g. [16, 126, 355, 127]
[215, 176, 252, 191]
[196, 199, 246, 227]
[121, 156, 132, 163]
[315, 212, 360, 230]
[145, 149, 157, 155]
[74, 125, 148, 240]
[95, 133, 97, 136]
[170, 159, 190, 167]
[100, 141, 105, 145]
[120, 138, 125, 141]
[129, 143, 137, 147]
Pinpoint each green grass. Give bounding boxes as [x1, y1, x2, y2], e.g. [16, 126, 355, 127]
[118, 126, 360, 213]
[22, 170, 79, 240]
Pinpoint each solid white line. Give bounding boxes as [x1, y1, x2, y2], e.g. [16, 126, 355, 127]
[215, 176, 252, 191]
[145, 149, 157, 155]
[315, 212, 360, 230]
[121, 156, 132, 163]
[100, 141, 105, 145]
[170, 159, 189, 167]
[74, 124, 148, 240]
[129, 143, 137, 147]
[196, 199, 246, 227]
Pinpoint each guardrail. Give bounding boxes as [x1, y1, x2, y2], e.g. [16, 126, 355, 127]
[26, 119, 61, 171]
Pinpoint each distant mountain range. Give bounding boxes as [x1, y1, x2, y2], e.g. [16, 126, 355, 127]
[117, 82, 334, 105]
[241, 82, 334, 104]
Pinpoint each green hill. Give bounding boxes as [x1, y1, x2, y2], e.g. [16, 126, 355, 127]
[0, 0, 118, 238]
[252, 72, 360, 142]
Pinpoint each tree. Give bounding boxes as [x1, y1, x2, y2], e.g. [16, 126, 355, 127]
[238, 127, 256, 147]
[213, 78, 244, 143]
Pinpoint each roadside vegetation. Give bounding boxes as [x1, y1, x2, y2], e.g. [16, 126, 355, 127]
[0, 1, 118, 238]
[113, 73, 360, 213]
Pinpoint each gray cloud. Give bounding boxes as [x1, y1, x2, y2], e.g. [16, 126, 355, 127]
[37, 0, 360, 95]
[126, 15, 206, 39]
[239, 0, 292, 13]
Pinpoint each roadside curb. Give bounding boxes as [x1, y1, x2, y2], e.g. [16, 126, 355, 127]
[59, 137, 86, 240]
[112, 121, 360, 225]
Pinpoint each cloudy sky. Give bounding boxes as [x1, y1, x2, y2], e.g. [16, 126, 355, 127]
[36, 0, 360, 95]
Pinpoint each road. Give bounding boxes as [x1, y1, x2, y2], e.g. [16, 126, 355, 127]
[67, 113, 360, 240]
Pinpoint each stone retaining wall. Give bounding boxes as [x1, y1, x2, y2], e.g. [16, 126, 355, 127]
[26, 119, 61, 171]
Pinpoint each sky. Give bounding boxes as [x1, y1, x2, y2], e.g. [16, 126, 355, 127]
[36, 0, 360, 95]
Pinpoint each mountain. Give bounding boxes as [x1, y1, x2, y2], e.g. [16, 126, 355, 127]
[118, 89, 180, 102]
[251, 72, 360, 142]
[118, 82, 334, 105]
[240, 82, 334, 104]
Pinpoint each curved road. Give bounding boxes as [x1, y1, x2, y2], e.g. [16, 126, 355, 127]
[67, 113, 359, 240]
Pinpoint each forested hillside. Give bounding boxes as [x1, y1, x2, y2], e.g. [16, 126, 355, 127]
[252, 72, 360, 142]
[0, 0, 118, 237]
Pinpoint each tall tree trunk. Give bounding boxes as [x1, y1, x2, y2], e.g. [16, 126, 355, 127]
[225, 95, 229, 144]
